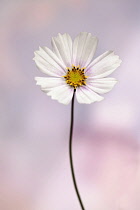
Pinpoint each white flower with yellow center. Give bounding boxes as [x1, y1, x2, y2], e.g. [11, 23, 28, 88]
[34, 32, 122, 104]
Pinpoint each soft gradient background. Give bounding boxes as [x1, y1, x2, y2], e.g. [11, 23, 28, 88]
[1, 0, 140, 209]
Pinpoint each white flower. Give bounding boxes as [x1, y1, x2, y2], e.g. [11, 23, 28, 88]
[34, 32, 122, 105]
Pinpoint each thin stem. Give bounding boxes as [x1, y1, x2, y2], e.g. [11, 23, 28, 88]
[69, 89, 85, 210]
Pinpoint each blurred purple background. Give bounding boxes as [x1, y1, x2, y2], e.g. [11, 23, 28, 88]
[1, 0, 140, 209]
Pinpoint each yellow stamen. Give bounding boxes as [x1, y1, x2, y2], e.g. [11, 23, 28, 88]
[63, 65, 88, 89]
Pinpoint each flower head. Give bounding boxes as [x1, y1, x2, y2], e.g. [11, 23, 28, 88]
[34, 32, 122, 104]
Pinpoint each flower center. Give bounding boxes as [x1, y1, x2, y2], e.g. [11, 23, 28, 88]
[63, 65, 88, 89]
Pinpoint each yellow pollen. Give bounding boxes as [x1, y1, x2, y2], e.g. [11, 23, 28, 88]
[63, 65, 88, 89]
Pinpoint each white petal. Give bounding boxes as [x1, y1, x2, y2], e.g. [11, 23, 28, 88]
[85, 51, 122, 78]
[35, 77, 66, 92]
[72, 32, 98, 68]
[51, 33, 72, 67]
[47, 85, 73, 105]
[76, 86, 104, 104]
[86, 77, 118, 94]
[33, 47, 66, 77]
[42, 47, 66, 70]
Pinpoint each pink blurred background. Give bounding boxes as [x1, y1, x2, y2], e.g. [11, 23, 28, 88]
[1, 0, 140, 209]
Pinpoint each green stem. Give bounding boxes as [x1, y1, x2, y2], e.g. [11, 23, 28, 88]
[69, 89, 85, 210]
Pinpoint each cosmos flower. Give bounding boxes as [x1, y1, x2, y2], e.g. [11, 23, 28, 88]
[34, 32, 122, 104]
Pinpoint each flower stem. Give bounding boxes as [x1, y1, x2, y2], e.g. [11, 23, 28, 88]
[69, 89, 85, 210]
